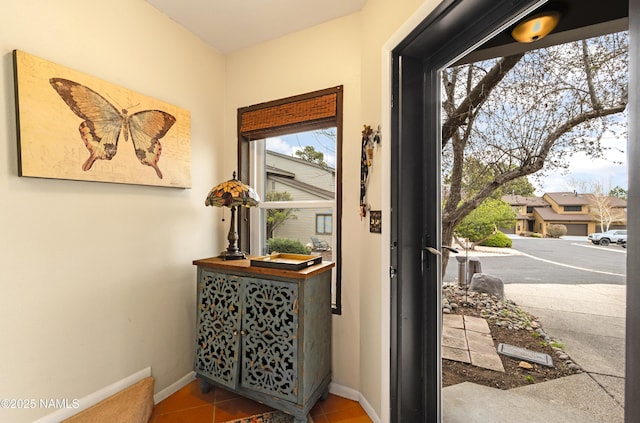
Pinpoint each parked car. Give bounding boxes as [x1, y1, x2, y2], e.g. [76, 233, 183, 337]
[588, 229, 627, 246]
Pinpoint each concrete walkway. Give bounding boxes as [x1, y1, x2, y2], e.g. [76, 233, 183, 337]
[442, 283, 626, 422]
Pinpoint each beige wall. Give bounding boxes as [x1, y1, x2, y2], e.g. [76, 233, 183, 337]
[0, 1, 226, 422]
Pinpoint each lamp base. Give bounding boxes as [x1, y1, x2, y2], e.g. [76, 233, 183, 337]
[219, 250, 246, 260]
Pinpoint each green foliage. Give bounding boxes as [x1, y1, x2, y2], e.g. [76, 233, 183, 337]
[456, 199, 516, 242]
[480, 231, 512, 248]
[550, 341, 565, 349]
[547, 224, 568, 238]
[524, 375, 535, 383]
[266, 237, 311, 255]
[609, 186, 628, 200]
[266, 191, 297, 238]
[295, 146, 328, 167]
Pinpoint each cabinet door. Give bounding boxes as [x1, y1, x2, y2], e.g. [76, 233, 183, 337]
[194, 271, 242, 390]
[241, 278, 299, 402]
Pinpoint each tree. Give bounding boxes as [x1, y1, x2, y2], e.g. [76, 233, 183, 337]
[441, 31, 628, 273]
[444, 157, 536, 199]
[455, 199, 516, 250]
[266, 191, 298, 238]
[609, 185, 628, 200]
[295, 146, 328, 168]
[563, 178, 627, 232]
[587, 181, 627, 232]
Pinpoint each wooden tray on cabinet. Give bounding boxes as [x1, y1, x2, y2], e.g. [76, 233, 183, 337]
[250, 253, 322, 270]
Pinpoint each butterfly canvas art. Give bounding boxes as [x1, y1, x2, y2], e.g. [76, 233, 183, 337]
[13, 50, 191, 188]
[50, 78, 176, 179]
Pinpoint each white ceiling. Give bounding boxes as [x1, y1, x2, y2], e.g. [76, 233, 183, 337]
[145, 0, 367, 54]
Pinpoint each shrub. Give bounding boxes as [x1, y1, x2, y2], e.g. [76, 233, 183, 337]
[480, 231, 512, 248]
[547, 224, 568, 238]
[266, 237, 311, 254]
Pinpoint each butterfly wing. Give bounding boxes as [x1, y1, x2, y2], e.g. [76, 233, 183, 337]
[49, 78, 123, 171]
[128, 110, 176, 179]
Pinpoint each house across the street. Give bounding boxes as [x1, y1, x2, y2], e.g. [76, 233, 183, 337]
[502, 192, 627, 236]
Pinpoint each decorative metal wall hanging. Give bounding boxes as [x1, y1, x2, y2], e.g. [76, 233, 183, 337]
[13, 50, 192, 188]
[360, 124, 381, 218]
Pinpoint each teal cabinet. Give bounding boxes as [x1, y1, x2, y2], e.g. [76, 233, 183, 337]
[192, 258, 334, 423]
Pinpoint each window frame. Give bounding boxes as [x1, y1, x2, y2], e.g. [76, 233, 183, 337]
[564, 205, 582, 212]
[315, 213, 333, 235]
[237, 86, 343, 314]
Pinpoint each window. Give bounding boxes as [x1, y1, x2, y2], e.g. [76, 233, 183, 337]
[526, 206, 534, 213]
[564, 205, 582, 212]
[316, 214, 333, 234]
[237, 87, 343, 313]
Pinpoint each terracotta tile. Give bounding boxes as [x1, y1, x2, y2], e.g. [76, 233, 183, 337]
[317, 394, 359, 414]
[156, 404, 214, 423]
[325, 406, 372, 422]
[214, 386, 244, 403]
[154, 379, 216, 414]
[311, 414, 330, 423]
[153, 382, 369, 423]
[213, 396, 274, 422]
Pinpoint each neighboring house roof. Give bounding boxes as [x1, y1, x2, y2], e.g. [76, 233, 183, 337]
[544, 192, 591, 206]
[266, 165, 296, 179]
[502, 194, 549, 207]
[267, 150, 336, 174]
[269, 174, 334, 200]
[533, 207, 593, 222]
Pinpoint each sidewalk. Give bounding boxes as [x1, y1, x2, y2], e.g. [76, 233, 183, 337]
[442, 282, 626, 422]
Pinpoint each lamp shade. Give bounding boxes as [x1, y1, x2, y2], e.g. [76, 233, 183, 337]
[205, 172, 260, 208]
[511, 11, 561, 43]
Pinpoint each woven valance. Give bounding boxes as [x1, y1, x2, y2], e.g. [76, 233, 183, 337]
[239, 88, 340, 140]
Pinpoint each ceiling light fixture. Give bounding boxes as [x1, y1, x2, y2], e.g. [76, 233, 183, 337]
[511, 11, 561, 43]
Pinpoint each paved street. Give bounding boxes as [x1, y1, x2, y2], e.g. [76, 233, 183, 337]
[444, 236, 626, 285]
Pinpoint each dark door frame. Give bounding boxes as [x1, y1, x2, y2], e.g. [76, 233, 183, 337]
[389, 0, 638, 421]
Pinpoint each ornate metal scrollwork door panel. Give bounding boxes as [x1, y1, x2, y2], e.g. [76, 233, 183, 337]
[241, 278, 299, 402]
[195, 271, 242, 390]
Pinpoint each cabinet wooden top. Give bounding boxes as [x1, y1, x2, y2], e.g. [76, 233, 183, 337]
[193, 257, 335, 280]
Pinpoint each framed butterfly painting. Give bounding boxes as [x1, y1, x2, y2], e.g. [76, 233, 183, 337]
[13, 50, 191, 188]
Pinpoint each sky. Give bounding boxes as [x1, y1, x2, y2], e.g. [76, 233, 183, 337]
[532, 133, 628, 195]
[267, 130, 337, 168]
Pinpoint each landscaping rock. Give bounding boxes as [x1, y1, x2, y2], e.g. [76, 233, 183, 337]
[469, 273, 505, 299]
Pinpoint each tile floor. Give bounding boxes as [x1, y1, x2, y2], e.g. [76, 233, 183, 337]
[150, 379, 372, 423]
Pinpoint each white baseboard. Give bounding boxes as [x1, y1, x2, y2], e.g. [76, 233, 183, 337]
[358, 393, 381, 423]
[153, 371, 196, 404]
[32, 367, 152, 423]
[328, 382, 359, 401]
[328, 383, 381, 423]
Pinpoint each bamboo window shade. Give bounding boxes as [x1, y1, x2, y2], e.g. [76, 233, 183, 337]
[239, 89, 340, 140]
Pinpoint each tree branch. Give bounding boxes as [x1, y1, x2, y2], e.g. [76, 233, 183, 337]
[442, 53, 524, 148]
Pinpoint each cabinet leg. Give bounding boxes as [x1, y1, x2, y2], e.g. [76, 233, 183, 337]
[199, 379, 211, 394]
[293, 416, 310, 423]
[320, 387, 329, 401]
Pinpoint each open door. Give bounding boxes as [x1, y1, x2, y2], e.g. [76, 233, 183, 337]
[389, 0, 638, 420]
